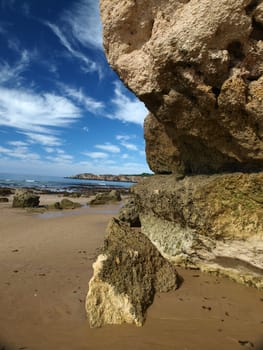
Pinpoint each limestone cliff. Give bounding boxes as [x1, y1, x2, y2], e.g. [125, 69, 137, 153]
[101, 0, 263, 174]
[86, 0, 263, 328]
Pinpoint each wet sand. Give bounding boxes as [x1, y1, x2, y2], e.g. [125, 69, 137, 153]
[0, 195, 262, 350]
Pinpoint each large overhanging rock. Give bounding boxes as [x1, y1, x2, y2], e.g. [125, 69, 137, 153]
[86, 218, 179, 327]
[101, 0, 263, 174]
[133, 173, 263, 289]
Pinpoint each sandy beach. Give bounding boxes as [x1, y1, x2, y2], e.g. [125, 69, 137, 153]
[0, 194, 262, 350]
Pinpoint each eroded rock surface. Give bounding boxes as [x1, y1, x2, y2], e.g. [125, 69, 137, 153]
[12, 189, 40, 208]
[118, 196, 141, 227]
[134, 173, 263, 289]
[101, 0, 263, 174]
[90, 190, 121, 205]
[86, 218, 179, 327]
[87, 0, 263, 329]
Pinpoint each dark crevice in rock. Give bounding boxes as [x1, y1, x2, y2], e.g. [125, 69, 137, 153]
[212, 87, 221, 109]
[212, 87, 221, 98]
[176, 136, 241, 175]
[245, 0, 261, 15]
[227, 41, 245, 68]
[250, 19, 263, 41]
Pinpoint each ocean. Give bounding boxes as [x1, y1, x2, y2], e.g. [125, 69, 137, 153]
[0, 173, 134, 192]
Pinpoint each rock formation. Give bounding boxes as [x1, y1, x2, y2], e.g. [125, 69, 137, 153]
[86, 0, 263, 328]
[101, 0, 263, 175]
[47, 199, 81, 210]
[89, 190, 121, 205]
[12, 189, 40, 208]
[134, 173, 263, 289]
[86, 218, 179, 327]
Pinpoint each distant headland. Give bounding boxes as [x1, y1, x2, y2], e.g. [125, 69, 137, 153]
[66, 173, 152, 183]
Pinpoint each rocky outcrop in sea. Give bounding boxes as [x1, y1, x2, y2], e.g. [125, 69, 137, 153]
[86, 0, 263, 327]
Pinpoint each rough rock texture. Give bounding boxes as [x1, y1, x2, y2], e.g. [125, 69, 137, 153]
[101, 0, 263, 174]
[86, 218, 179, 327]
[0, 197, 9, 203]
[118, 196, 141, 227]
[88, 0, 263, 329]
[90, 190, 121, 205]
[133, 173, 263, 289]
[47, 199, 81, 210]
[0, 188, 12, 196]
[60, 199, 81, 209]
[12, 190, 40, 208]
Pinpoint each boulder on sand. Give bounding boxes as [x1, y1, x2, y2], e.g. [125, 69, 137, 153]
[60, 198, 81, 209]
[48, 199, 81, 210]
[90, 190, 121, 205]
[12, 189, 40, 208]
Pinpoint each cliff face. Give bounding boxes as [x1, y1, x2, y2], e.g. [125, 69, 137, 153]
[101, 0, 263, 174]
[86, 0, 263, 327]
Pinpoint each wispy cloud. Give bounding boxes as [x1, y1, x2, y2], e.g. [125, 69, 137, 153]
[8, 140, 28, 147]
[116, 135, 134, 141]
[120, 142, 138, 151]
[61, 84, 104, 113]
[95, 143, 120, 153]
[46, 153, 73, 163]
[62, 0, 103, 50]
[0, 50, 29, 85]
[0, 87, 81, 134]
[24, 133, 62, 147]
[44, 21, 98, 73]
[110, 82, 148, 125]
[44, 147, 55, 153]
[83, 151, 108, 159]
[0, 144, 40, 160]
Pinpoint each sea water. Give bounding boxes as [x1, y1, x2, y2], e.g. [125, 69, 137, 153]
[0, 173, 133, 192]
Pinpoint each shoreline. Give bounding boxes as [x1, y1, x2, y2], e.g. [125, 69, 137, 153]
[0, 193, 262, 350]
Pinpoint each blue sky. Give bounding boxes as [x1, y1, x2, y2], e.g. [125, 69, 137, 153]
[0, 0, 150, 176]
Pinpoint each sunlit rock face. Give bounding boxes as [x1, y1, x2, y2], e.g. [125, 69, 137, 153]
[101, 0, 263, 174]
[86, 0, 263, 329]
[86, 218, 179, 327]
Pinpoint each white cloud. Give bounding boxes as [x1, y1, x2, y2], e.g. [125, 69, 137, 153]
[44, 147, 55, 153]
[45, 21, 98, 73]
[120, 142, 138, 151]
[121, 154, 129, 159]
[95, 143, 120, 153]
[46, 154, 73, 163]
[0, 86, 81, 135]
[8, 141, 28, 147]
[0, 156, 151, 177]
[83, 151, 109, 159]
[0, 50, 29, 85]
[83, 126, 89, 132]
[0, 144, 40, 160]
[61, 84, 104, 113]
[110, 82, 148, 125]
[62, 0, 103, 50]
[116, 135, 133, 141]
[25, 133, 62, 146]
